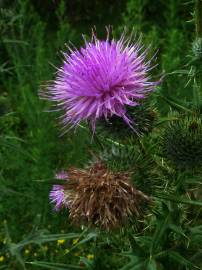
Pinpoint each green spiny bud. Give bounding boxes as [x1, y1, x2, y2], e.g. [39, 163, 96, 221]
[97, 102, 157, 142]
[99, 144, 159, 195]
[162, 115, 202, 168]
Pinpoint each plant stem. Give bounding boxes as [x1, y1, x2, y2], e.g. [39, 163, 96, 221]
[195, 0, 202, 38]
[195, 0, 202, 101]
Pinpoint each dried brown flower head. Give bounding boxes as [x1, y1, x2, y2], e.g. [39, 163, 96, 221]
[52, 162, 150, 229]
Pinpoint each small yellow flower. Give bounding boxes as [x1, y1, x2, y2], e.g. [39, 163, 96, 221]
[72, 238, 79, 245]
[24, 249, 30, 255]
[0, 256, 4, 262]
[57, 239, 65, 245]
[65, 249, 70, 254]
[87, 254, 94, 260]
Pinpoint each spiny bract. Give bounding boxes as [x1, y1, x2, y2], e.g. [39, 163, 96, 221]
[162, 115, 202, 168]
[97, 101, 157, 140]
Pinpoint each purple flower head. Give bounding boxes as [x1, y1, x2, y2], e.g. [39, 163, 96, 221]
[50, 171, 71, 211]
[42, 30, 158, 131]
[55, 170, 68, 180]
[49, 185, 65, 211]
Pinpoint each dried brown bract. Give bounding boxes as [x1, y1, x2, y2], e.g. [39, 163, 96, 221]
[61, 162, 150, 229]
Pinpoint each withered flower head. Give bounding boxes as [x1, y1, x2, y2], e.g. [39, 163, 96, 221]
[50, 162, 150, 229]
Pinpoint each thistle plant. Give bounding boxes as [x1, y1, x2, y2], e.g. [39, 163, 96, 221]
[42, 29, 157, 229]
[193, 0, 202, 110]
[1, 0, 202, 269]
[39, 2, 202, 269]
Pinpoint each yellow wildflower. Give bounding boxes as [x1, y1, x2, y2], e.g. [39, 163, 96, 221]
[72, 238, 79, 245]
[57, 239, 65, 245]
[24, 249, 30, 255]
[0, 256, 4, 262]
[87, 254, 94, 260]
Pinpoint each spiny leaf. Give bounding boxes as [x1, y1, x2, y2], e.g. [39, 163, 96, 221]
[146, 259, 157, 270]
[189, 225, 202, 242]
[155, 193, 202, 206]
[168, 224, 187, 239]
[150, 213, 170, 254]
[27, 261, 82, 270]
[5, 230, 83, 253]
[168, 251, 197, 268]
[155, 93, 192, 113]
[120, 259, 146, 270]
[119, 254, 140, 270]
[69, 232, 98, 251]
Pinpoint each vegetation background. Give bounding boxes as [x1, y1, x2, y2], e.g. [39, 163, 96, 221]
[0, 0, 201, 269]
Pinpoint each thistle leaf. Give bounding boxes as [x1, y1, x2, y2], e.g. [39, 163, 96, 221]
[27, 261, 82, 270]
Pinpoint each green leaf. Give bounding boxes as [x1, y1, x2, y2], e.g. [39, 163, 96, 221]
[151, 213, 170, 254]
[168, 251, 196, 268]
[168, 224, 187, 239]
[27, 261, 82, 270]
[79, 257, 94, 269]
[69, 232, 97, 251]
[119, 254, 141, 270]
[5, 230, 83, 256]
[155, 116, 179, 126]
[155, 193, 202, 207]
[32, 232, 82, 244]
[146, 259, 157, 270]
[120, 261, 146, 270]
[155, 93, 192, 113]
[189, 225, 202, 243]
[190, 225, 202, 233]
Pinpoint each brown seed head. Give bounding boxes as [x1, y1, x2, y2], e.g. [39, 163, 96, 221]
[63, 162, 150, 229]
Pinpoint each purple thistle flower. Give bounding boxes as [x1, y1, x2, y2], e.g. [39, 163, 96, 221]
[49, 185, 65, 211]
[42, 30, 158, 131]
[50, 171, 71, 211]
[55, 170, 68, 180]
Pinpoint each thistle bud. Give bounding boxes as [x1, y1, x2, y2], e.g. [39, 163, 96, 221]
[97, 103, 157, 141]
[162, 115, 202, 168]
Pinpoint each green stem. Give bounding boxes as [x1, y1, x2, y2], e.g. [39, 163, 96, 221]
[195, 0, 202, 38]
[194, 0, 202, 104]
